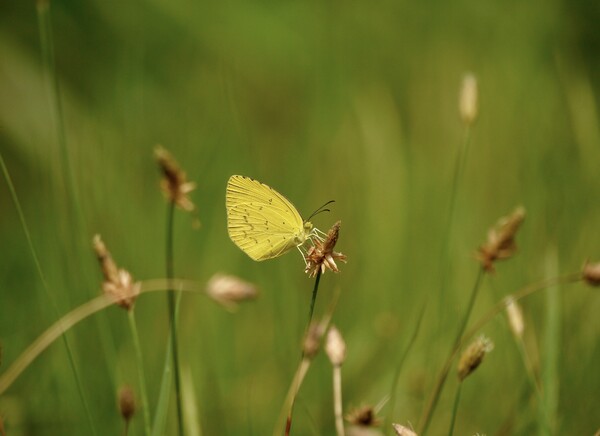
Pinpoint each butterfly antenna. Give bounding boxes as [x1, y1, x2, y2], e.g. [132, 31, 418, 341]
[307, 200, 335, 222]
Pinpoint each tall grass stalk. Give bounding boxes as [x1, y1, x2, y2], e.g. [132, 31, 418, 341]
[284, 270, 323, 435]
[385, 302, 426, 434]
[165, 201, 185, 435]
[0, 151, 96, 434]
[447, 383, 462, 436]
[332, 364, 344, 436]
[541, 250, 560, 435]
[437, 126, 473, 310]
[128, 310, 151, 436]
[0, 281, 204, 395]
[419, 267, 484, 435]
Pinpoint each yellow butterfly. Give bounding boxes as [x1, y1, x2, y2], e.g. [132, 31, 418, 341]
[226, 175, 330, 261]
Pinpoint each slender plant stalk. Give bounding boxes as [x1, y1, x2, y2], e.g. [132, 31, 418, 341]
[332, 365, 345, 436]
[386, 301, 426, 434]
[447, 383, 462, 436]
[437, 126, 472, 316]
[128, 310, 151, 436]
[418, 272, 581, 435]
[419, 267, 484, 435]
[165, 201, 185, 435]
[306, 271, 323, 341]
[285, 270, 323, 435]
[0, 152, 96, 434]
[0, 281, 207, 395]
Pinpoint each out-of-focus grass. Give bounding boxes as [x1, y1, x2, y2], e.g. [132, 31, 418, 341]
[1, 0, 599, 434]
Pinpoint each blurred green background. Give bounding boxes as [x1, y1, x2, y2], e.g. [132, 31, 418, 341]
[1, 0, 599, 434]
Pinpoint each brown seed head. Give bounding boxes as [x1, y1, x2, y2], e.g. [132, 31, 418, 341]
[93, 235, 140, 311]
[458, 335, 494, 381]
[346, 405, 381, 427]
[0, 414, 4, 436]
[582, 261, 600, 287]
[118, 385, 136, 423]
[459, 73, 478, 125]
[476, 206, 525, 273]
[325, 325, 347, 367]
[155, 145, 196, 212]
[505, 296, 524, 338]
[392, 423, 418, 436]
[305, 221, 347, 277]
[205, 273, 259, 310]
[303, 321, 326, 360]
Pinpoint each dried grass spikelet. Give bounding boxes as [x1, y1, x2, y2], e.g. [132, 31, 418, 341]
[205, 273, 258, 310]
[582, 261, 600, 287]
[457, 335, 494, 381]
[154, 145, 196, 212]
[303, 320, 327, 360]
[305, 221, 347, 277]
[325, 325, 346, 367]
[392, 423, 418, 436]
[459, 73, 478, 125]
[118, 385, 136, 423]
[505, 296, 524, 338]
[476, 206, 525, 273]
[93, 235, 140, 310]
[346, 405, 381, 427]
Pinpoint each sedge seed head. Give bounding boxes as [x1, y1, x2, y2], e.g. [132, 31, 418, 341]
[582, 261, 600, 287]
[93, 235, 140, 311]
[346, 405, 381, 427]
[457, 335, 494, 381]
[392, 423, 418, 436]
[459, 73, 479, 125]
[325, 325, 347, 367]
[205, 273, 259, 310]
[505, 296, 524, 338]
[305, 221, 347, 277]
[155, 145, 197, 212]
[118, 385, 136, 423]
[303, 321, 326, 359]
[476, 206, 525, 273]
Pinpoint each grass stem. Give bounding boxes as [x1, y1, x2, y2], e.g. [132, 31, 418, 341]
[447, 383, 462, 436]
[165, 201, 185, 436]
[128, 310, 152, 436]
[332, 365, 345, 436]
[419, 267, 484, 435]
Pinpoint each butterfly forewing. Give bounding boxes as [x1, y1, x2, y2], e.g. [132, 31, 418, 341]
[226, 175, 306, 261]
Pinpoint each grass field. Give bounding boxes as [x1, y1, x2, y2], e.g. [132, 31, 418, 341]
[1, 1, 599, 435]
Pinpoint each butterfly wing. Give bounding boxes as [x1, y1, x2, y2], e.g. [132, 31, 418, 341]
[226, 175, 306, 261]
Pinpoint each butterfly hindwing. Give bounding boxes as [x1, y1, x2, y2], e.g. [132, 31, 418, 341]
[226, 175, 306, 261]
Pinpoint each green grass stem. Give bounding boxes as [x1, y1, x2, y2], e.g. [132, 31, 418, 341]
[419, 267, 484, 435]
[128, 310, 152, 436]
[165, 201, 185, 436]
[447, 382, 462, 436]
[0, 151, 97, 435]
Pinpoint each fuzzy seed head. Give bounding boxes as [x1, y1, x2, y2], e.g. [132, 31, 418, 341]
[93, 235, 140, 311]
[303, 321, 325, 359]
[505, 296, 524, 338]
[325, 325, 347, 367]
[205, 273, 258, 310]
[305, 221, 347, 277]
[155, 145, 196, 212]
[346, 405, 381, 427]
[392, 423, 418, 436]
[118, 385, 136, 423]
[459, 73, 479, 125]
[582, 261, 600, 287]
[458, 335, 494, 381]
[476, 206, 525, 273]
